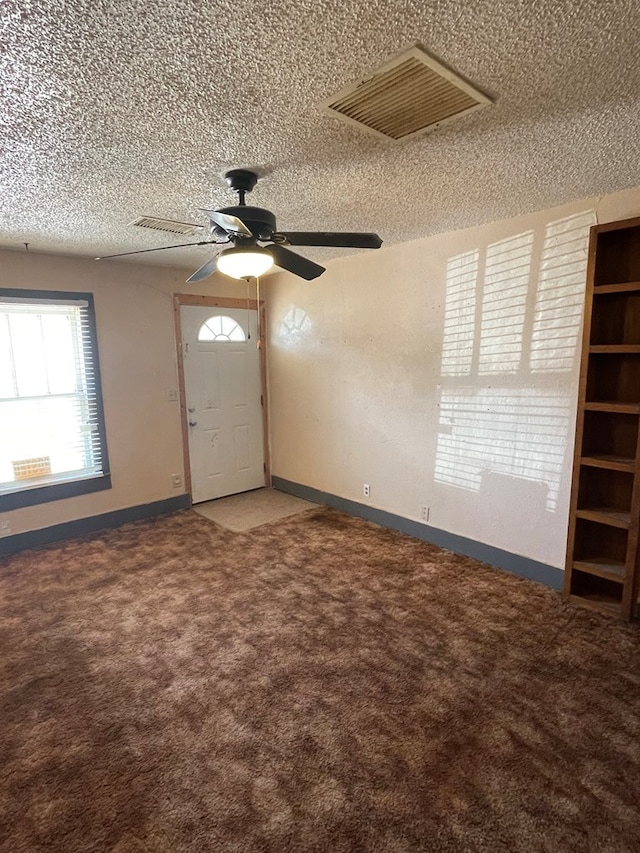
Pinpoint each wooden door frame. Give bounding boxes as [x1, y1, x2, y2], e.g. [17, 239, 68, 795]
[173, 294, 271, 501]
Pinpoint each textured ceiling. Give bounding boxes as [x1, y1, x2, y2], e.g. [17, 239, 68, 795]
[2, 0, 640, 273]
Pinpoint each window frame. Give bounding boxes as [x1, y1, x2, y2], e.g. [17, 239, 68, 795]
[0, 288, 111, 511]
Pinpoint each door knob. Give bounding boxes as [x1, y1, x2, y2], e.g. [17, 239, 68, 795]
[188, 407, 195, 413]
[189, 420, 197, 427]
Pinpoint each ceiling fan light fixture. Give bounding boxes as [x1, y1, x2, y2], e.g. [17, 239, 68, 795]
[216, 246, 274, 279]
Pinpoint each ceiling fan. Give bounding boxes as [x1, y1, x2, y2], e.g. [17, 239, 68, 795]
[96, 169, 383, 282]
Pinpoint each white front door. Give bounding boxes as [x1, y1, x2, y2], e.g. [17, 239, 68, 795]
[180, 305, 265, 503]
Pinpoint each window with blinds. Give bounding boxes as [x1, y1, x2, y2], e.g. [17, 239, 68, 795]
[0, 290, 110, 510]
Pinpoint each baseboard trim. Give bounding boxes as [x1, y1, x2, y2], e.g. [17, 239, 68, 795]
[272, 476, 563, 590]
[0, 494, 191, 557]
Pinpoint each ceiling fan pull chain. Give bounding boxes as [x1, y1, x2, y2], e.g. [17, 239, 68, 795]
[246, 277, 251, 339]
[257, 277, 262, 350]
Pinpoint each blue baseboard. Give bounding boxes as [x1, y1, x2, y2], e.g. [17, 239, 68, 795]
[2, 482, 564, 592]
[272, 476, 563, 590]
[0, 494, 191, 557]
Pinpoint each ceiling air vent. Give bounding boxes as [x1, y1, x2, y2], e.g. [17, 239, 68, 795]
[322, 45, 491, 142]
[130, 216, 203, 235]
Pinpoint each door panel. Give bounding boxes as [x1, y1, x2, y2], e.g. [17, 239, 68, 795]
[204, 428, 222, 479]
[234, 424, 251, 471]
[180, 306, 265, 502]
[229, 351, 248, 406]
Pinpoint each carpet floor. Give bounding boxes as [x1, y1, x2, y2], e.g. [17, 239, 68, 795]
[1, 508, 639, 852]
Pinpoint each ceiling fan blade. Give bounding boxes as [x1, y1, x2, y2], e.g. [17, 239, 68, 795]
[273, 231, 383, 249]
[186, 255, 219, 283]
[201, 209, 253, 238]
[95, 240, 218, 260]
[268, 244, 325, 280]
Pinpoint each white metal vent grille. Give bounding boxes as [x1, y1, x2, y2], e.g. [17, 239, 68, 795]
[322, 45, 491, 142]
[130, 216, 203, 235]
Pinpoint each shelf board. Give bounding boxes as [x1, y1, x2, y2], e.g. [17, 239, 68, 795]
[575, 507, 631, 528]
[589, 345, 640, 353]
[569, 594, 622, 617]
[580, 454, 636, 472]
[594, 281, 640, 294]
[584, 401, 640, 414]
[572, 558, 627, 583]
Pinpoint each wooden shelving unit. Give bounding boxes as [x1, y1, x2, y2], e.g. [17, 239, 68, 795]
[565, 217, 640, 620]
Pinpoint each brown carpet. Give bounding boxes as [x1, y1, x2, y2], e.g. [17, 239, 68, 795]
[1, 508, 639, 852]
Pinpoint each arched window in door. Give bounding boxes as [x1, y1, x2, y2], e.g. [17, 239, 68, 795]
[197, 315, 246, 342]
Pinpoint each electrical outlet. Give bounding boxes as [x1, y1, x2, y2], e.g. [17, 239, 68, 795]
[0, 520, 11, 537]
[167, 390, 179, 402]
[363, 483, 370, 498]
[420, 505, 430, 522]
[171, 474, 182, 489]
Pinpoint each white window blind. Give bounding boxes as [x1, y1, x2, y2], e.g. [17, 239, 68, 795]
[0, 296, 107, 496]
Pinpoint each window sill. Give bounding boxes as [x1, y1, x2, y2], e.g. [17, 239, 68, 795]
[0, 474, 112, 511]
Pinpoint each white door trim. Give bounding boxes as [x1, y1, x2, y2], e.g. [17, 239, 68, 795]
[173, 293, 270, 501]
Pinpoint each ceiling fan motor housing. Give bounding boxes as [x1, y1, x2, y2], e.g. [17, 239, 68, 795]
[214, 206, 276, 241]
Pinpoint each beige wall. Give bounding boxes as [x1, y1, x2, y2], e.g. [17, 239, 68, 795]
[266, 186, 640, 569]
[4, 185, 640, 566]
[0, 249, 255, 535]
